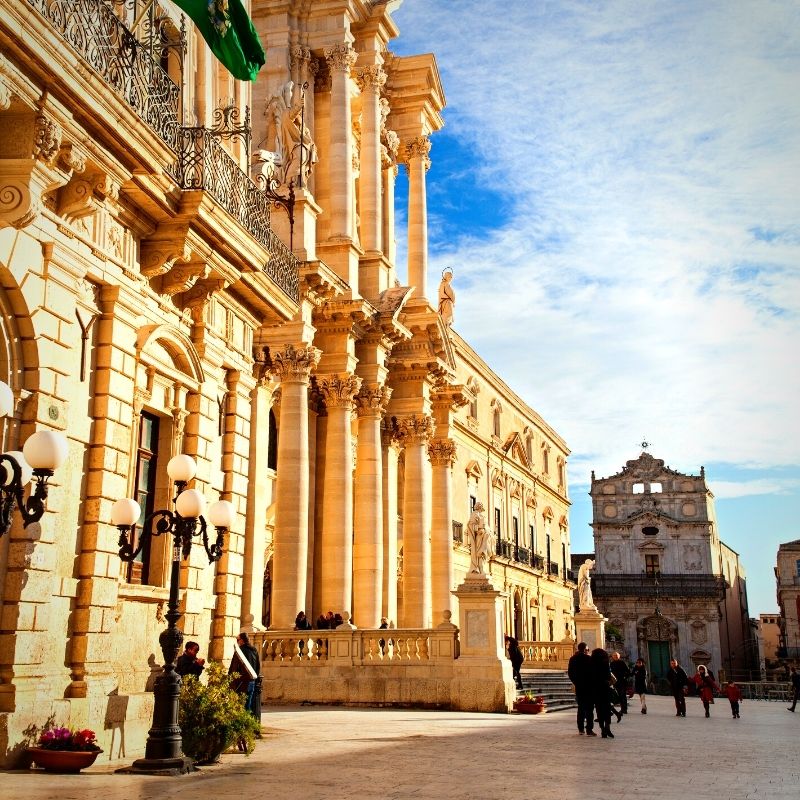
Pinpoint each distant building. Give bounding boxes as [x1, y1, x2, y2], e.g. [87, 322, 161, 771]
[758, 613, 781, 669]
[589, 451, 758, 682]
[775, 540, 800, 663]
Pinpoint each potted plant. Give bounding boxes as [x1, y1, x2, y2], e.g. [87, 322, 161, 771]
[179, 662, 260, 764]
[513, 691, 547, 714]
[27, 726, 102, 773]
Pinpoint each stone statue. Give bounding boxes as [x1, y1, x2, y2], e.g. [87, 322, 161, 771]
[466, 501, 493, 575]
[437, 269, 455, 327]
[578, 558, 596, 610]
[264, 81, 318, 188]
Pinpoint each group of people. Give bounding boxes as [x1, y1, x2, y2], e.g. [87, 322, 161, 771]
[569, 644, 749, 737]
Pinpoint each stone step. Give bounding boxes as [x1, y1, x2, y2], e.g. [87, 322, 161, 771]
[516, 669, 576, 713]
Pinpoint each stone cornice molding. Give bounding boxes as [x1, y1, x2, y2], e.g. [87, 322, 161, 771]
[269, 344, 320, 384]
[355, 384, 392, 417]
[397, 414, 434, 446]
[0, 54, 13, 111]
[428, 438, 457, 467]
[356, 64, 387, 93]
[324, 43, 358, 74]
[316, 372, 362, 408]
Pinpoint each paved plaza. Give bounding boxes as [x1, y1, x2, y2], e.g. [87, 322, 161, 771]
[3, 695, 798, 800]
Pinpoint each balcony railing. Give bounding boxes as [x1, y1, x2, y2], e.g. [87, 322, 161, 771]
[452, 521, 464, 544]
[532, 553, 545, 571]
[27, 0, 181, 151]
[565, 568, 577, 584]
[592, 573, 727, 599]
[548, 561, 559, 576]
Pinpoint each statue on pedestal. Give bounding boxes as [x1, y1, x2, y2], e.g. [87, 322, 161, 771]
[466, 501, 493, 575]
[438, 268, 455, 327]
[578, 558, 596, 611]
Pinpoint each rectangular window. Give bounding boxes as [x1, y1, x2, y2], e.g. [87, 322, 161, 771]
[546, 535, 551, 564]
[796, 559, 800, 577]
[548, 619, 554, 641]
[529, 524, 536, 553]
[562, 542, 567, 577]
[512, 516, 519, 547]
[645, 554, 660, 576]
[127, 412, 160, 585]
[494, 507, 501, 537]
[469, 495, 476, 512]
[531, 615, 537, 640]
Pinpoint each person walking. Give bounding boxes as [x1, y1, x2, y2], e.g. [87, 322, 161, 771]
[590, 647, 615, 739]
[724, 680, 742, 719]
[609, 652, 631, 715]
[667, 659, 689, 717]
[632, 657, 648, 714]
[788, 666, 800, 712]
[505, 635, 524, 691]
[693, 664, 719, 718]
[568, 642, 595, 736]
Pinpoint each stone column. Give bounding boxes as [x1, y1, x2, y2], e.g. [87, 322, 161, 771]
[353, 385, 391, 628]
[381, 422, 401, 625]
[356, 65, 386, 254]
[398, 415, 434, 628]
[324, 43, 357, 241]
[316, 373, 361, 618]
[404, 136, 431, 299]
[429, 438, 457, 627]
[268, 345, 320, 628]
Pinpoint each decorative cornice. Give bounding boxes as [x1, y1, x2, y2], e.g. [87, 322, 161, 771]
[428, 438, 457, 467]
[316, 373, 362, 408]
[269, 344, 320, 384]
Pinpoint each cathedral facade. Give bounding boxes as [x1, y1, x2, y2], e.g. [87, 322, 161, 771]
[590, 452, 757, 683]
[0, 1, 573, 763]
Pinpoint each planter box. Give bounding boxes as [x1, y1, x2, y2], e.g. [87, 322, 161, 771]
[513, 700, 546, 714]
[27, 748, 101, 773]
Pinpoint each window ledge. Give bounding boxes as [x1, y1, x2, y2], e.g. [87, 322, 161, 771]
[118, 582, 169, 602]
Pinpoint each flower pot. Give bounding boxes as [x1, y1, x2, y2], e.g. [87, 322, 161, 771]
[27, 747, 102, 773]
[513, 700, 546, 714]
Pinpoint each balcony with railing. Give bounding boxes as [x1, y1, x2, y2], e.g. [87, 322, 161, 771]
[548, 561, 560, 577]
[452, 521, 464, 544]
[592, 573, 727, 599]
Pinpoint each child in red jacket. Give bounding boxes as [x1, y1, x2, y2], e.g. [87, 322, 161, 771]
[724, 681, 743, 719]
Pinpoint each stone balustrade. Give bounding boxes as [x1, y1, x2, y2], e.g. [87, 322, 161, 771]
[517, 641, 574, 669]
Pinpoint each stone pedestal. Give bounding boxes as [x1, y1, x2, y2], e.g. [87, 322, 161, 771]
[451, 575, 515, 712]
[574, 607, 607, 651]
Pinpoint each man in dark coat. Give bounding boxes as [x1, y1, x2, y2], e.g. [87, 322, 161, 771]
[609, 652, 631, 714]
[667, 658, 689, 716]
[505, 635, 524, 690]
[787, 666, 800, 712]
[568, 642, 595, 735]
[175, 641, 205, 678]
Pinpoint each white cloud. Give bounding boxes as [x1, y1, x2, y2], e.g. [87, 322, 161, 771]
[708, 478, 800, 499]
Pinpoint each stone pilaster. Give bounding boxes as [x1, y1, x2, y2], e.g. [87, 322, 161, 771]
[398, 414, 434, 628]
[429, 438, 457, 626]
[381, 421, 402, 625]
[356, 65, 386, 254]
[352, 384, 391, 628]
[316, 372, 361, 619]
[404, 136, 431, 299]
[268, 344, 320, 628]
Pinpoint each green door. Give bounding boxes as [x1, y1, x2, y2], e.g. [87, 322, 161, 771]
[648, 641, 670, 689]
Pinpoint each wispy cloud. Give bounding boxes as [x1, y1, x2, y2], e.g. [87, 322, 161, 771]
[709, 478, 800, 499]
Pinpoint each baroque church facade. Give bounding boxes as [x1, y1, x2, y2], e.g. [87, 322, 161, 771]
[0, 1, 574, 763]
[590, 452, 757, 683]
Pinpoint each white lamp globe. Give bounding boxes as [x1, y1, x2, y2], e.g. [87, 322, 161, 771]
[22, 430, 69, 470]
[1, 451, 33, 487]
[0, 381, 14, 418]
[208, 500, 235, 529]
[111, 498, 141, 527]
[175, 488, 206, 519]
[167, 454, 197, 483]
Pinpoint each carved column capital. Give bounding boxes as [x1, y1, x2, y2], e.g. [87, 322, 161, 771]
[428, 438, 457, 467]
[404, 136, 432, 170]
[290, 45, 312, 71]
[324, 43, 358, 74]
[355, 384, 392, 417]
[356, 64, 387, 93]
[269, 344, 320, 384]
[397, 414, 435, 446]
[381, 417, 402, 450]
[316, 372, 362, 409]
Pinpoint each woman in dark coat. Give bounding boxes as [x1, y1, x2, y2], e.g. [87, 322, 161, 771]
[590, 647, 615, 738]
[632, 657, 648, 714]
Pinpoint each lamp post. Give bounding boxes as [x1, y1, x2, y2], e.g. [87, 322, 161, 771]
[112, 453, 235, 775]
[0, 381, 68, 537]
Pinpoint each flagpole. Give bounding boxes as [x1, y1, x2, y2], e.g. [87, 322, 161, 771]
[131, 0, 157, 35]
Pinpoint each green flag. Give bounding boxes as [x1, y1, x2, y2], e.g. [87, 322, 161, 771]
[172, 1, 265, 82]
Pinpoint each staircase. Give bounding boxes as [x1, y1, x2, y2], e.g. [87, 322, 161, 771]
[518, 669, 576, 713]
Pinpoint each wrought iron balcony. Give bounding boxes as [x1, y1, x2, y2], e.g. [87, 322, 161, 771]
[565, 568, 577, 584]
[27, 0, 181, 151]
[548, 561, 560, 577]
[532, 553, 545, 571]
[452, 521, 464, 544]
[592, 573, 727, 599]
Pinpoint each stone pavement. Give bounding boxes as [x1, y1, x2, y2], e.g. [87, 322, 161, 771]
[3, 695, 798, 800]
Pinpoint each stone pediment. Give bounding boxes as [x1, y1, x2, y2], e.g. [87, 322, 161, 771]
[625, 508, 679, 525]
[619, 451, 685, 481]
[501, 432, 531, 469]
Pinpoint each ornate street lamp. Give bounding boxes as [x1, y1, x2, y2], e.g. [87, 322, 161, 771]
[0, 381, 68, 537]
[112, 453, 235, 775]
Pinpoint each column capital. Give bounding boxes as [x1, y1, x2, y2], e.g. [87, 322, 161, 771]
[397, 414, 434, 446]
[403, 135, 431, 170]
[355, 384, 392, 417]
[269, 344, 320, 384]
[324, 43, 358, 74]
[381, 418, 402, 450]
[428, 438, 457, 467]
[356, 64, 387, 93]
[316, 372, 362, 408]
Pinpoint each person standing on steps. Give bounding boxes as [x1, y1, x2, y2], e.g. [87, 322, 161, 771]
[568, 642, 595, 736]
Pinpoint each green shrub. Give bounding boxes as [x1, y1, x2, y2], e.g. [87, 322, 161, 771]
[179, 661, 260, 764]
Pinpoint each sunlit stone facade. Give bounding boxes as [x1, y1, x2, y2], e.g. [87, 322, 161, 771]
[0, 1, 573, 764]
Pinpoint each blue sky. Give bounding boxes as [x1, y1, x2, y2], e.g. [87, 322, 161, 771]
[391, 0, 800, 615]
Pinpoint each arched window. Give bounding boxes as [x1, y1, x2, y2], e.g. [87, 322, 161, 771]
[267, 408, 278, 470]
[491, 399, 501, 438]
[466, 377, 479, 419]
[524, 428, 533, 465]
